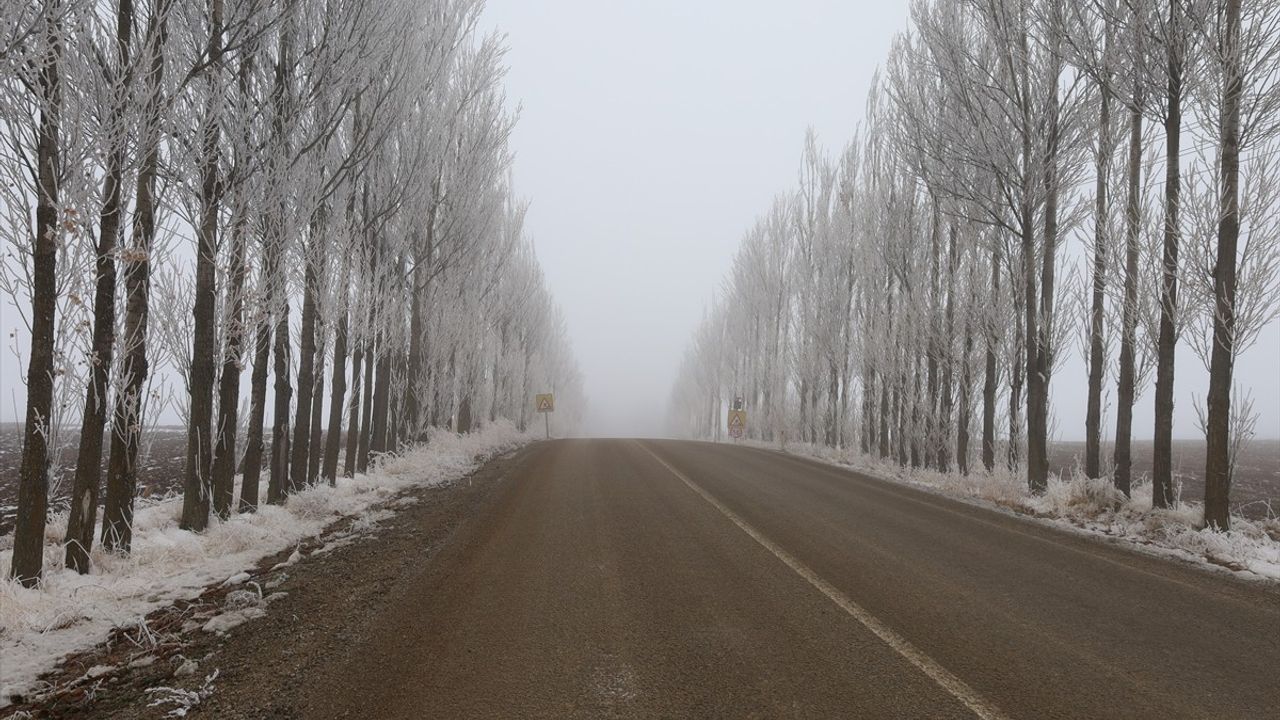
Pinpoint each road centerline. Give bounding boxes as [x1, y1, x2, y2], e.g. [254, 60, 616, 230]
[636, 441, 1012, 720]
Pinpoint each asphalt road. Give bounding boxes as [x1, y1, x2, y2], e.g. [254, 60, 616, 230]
[313, 439, 1280, 719]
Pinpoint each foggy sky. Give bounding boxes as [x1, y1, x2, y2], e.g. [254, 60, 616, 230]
[479, 0, 915, 437]
[1, 0, 1276, 442]
[479, 0, 1279, 440]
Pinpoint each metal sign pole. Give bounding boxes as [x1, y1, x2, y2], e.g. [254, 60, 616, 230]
[544, 411, 549, 440]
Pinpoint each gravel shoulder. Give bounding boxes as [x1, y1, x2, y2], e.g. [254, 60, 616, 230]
[2, 442, 539, 720]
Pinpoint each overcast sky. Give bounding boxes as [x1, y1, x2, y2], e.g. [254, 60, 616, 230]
[1, 0, 1276, 442]
[479, 0, 1279, 440]
[479, 0, 914, 437]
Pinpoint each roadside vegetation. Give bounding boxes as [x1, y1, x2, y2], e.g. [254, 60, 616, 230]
[671, 0, 1279, 540]
[2, 0, 582, 592]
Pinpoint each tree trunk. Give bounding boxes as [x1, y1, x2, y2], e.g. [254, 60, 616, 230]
[982, 242, 1000, 472]
[1085, 56, 1113, 480]
[307, 333, 326, 483]
[343, 342, 362, 477]
[1114, 89, 1144, 497]
[404, 223, 432, 439]
[289, 235, 320, 493]
[102, 0, 170, 554]
[180, 0, 224, 532]
[404, 285, 425, 439]
[1027, 30, 1062, 494]
[825, 360, 838, 447]
[389, 350, 404, 445]
[323, 298, 348, 483]
[268, 293, 291, 503]
[939, 225, 958, 473]
[357, 332, 375, 471]
[65, 0, 133, 574]
[925, 203, 941, 469]
[11, 10, 63, 586]
[265, 3, 293, 505]
[240, 244, 275, 511]
[490, 320, 508, 423]
[370, 337, 392, 458]
[909, 355, 922, 468]
[865, 363, 875, 448]
[458, 394, 472, 434]
[897, 363, 910, 467]
[957, 279, 975, 475]
[1152, 12, 1184, 510]
[211, 208, 247, 519]
[878, 298, 891, 461]
[809, 382, 819, 446]
[1010, 229, 1027, 473]
[218, 47, 256, 518]
[1203, 0, 1241, 531]
[798, 377, 808, 444]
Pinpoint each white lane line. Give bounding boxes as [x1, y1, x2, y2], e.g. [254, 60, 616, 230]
[637, 442, 1011, 720]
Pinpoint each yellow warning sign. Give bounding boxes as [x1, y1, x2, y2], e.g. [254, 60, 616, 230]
[536, 393, 555, 413]
[728, 409, 746, 438]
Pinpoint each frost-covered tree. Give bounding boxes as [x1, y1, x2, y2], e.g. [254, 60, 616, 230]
[3, 0, 582, 582]
[671, 0, 1277, 530]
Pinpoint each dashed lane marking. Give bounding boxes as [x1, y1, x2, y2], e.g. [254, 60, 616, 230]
[636, 441, 1012, 720]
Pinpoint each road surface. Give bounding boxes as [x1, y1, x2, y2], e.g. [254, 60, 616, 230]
[312, 439, 1280, 719]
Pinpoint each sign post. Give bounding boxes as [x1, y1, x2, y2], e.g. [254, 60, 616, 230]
[728, 408, 746, 440]
[535, 393, 555, 439]
[726, 396, 746, 441]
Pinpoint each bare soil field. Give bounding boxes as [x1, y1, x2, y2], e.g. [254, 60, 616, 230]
[0, 424, 188, 537]
[0, 425, 279, 537]
[1049, 438, 1280, 519]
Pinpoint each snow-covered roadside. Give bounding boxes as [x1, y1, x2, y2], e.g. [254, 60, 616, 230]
[0, 420, 537, 706]
[743, 439, 1280, 583]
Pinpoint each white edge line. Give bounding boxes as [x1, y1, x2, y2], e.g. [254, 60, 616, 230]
[637, 441, 1011, 720]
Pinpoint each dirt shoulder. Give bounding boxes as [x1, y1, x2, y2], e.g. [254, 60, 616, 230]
[2, 443, 538, 720]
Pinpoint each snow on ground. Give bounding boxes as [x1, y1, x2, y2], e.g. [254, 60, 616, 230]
[0, 420, 536, 706]
[746, 439, 1280, 583]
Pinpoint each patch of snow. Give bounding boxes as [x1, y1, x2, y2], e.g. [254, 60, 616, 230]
[219, 572, 251, 588]
[146, 669, 219, 717]
[222, 589, 261, 610]
[84, 665, 114, 680]
[270, 547, 303, 571]
[311, 535, 357, 557]
[350, 508, 394, 533]
[0, 420, 535, 706]
[201, 607, 267, 635]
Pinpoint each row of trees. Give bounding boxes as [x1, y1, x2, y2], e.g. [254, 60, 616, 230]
[670, 0, 1278, 530]
[3, 0, 581, 587]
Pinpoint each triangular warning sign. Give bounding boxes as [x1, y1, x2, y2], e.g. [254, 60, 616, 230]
[729, 411, 745, 428]
[538, 398, 552, 411]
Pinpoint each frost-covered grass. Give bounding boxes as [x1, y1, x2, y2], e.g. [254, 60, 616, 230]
[746, 439, 1280, 583]
[0, 420, 536, 706]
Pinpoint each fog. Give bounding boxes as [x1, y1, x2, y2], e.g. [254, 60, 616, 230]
[479, 0, 914, 437]
[479, 0, 1279, 440]
[0, 0, 1276, 442]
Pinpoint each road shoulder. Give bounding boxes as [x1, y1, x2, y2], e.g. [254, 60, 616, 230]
[2, 444, 538, 720]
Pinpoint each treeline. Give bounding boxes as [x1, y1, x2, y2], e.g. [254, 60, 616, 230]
[671, 0, 1278, 531]
[3, 0, 581, 587]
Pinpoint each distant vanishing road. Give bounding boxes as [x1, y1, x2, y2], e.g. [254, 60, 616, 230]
[315, 439, 1280, 719]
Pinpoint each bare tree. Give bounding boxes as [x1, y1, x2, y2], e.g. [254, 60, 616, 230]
[8, 1, 67, 586]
